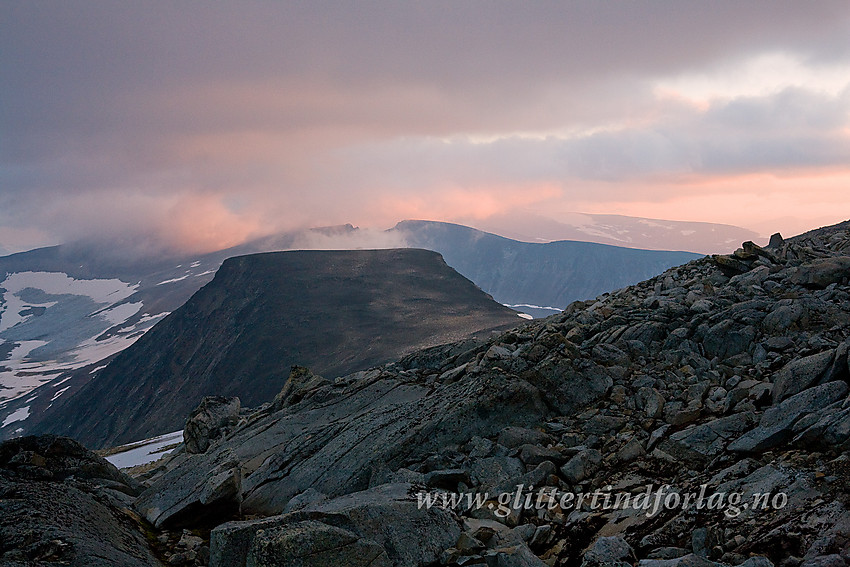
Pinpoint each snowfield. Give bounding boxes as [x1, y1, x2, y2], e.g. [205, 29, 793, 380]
[0, 272, 160, 407]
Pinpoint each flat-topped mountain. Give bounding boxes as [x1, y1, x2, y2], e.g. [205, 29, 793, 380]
[31, 249, 522, 448]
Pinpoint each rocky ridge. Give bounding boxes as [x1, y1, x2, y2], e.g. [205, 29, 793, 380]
[3, 220, 850, 566]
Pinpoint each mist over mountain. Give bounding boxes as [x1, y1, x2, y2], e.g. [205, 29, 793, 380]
[469, 212, 762, 254]
[29, 249, 522, 448]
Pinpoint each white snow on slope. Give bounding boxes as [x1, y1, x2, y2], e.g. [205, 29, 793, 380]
[2, 406, 30, 428]
[503, 303, 562, 312]
[156, 275, 190, 285]
[0, 272, 152, 405]
[50, 386, 70, 402]
[97, 302, 144, 325]
[0, 272, 138, 332]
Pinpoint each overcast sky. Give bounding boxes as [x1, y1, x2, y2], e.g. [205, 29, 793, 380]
[2, 1, 849, 254]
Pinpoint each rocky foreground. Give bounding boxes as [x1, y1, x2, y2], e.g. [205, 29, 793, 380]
[2, 221, 850, 566]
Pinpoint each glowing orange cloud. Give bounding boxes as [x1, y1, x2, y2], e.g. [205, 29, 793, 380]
[375, 183, 563, 224]
[564, 168, 850, 237]
[163, 194, 262, 253]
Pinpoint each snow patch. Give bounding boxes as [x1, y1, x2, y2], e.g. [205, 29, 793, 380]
[503, 303, 562, 313]
[96, 302, 143, 326]
[7, 340, 48, 362]
[637, 219, 675, 230]
[51, 386, 70, 402]
[136, 312, 169, 325]
[2, 406, 30, 428]
[156, 275, 190, 286]
[105, 430, 184, 469]
[0, 271, 138, 332]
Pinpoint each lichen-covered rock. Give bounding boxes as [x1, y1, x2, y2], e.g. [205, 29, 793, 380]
[184, 395, 241, 454]
[0, 436, 159, 567]
[211, 483, 460, 567]
[245, 520, 391, 567]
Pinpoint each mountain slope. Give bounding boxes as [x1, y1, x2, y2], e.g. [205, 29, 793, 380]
[0, 232, 312, 434]
[393, 220, 702, 316]
[32, 249, 523, 448]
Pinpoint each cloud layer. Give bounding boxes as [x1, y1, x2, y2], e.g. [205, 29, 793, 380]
[2, 2, 849, 252]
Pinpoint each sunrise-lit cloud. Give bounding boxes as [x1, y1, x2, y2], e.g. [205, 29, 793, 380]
[2, 2, 849, 253]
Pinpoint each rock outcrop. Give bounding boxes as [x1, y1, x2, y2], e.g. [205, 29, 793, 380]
[184, 396, 242, 454]
[0, 435, 159, 566]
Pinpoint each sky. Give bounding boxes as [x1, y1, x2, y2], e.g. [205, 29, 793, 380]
[2, 1, 850, 254]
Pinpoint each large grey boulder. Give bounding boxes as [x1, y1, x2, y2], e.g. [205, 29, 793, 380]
[135, 448, 242, 528]
[560, 449, 602, 484]
[184, 395, 241, 454]
[729, 381, 849, 453]
[470, 456, 526, 488]
[659, 413, 757, 465]
[797, 404, 850, 450]
[0, 436, 159, 567]
[790, 256, 850, 288]
[728, 382, 848, 453]
[497, 426, 554, 449]
[212, 515, 295, 567]
[771, 350, 834, 403]
[638, 554, 724, 567]
[0, 435, 142, 492]
[484, 543, 548, 566]
[490, 460, 558, 496]
[582, 535, 636, 567]
[270, 366, 331, 411]
[523, 357, 613, 414]
[798, 556, 846, 567]
[142, 369, 549, 520]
